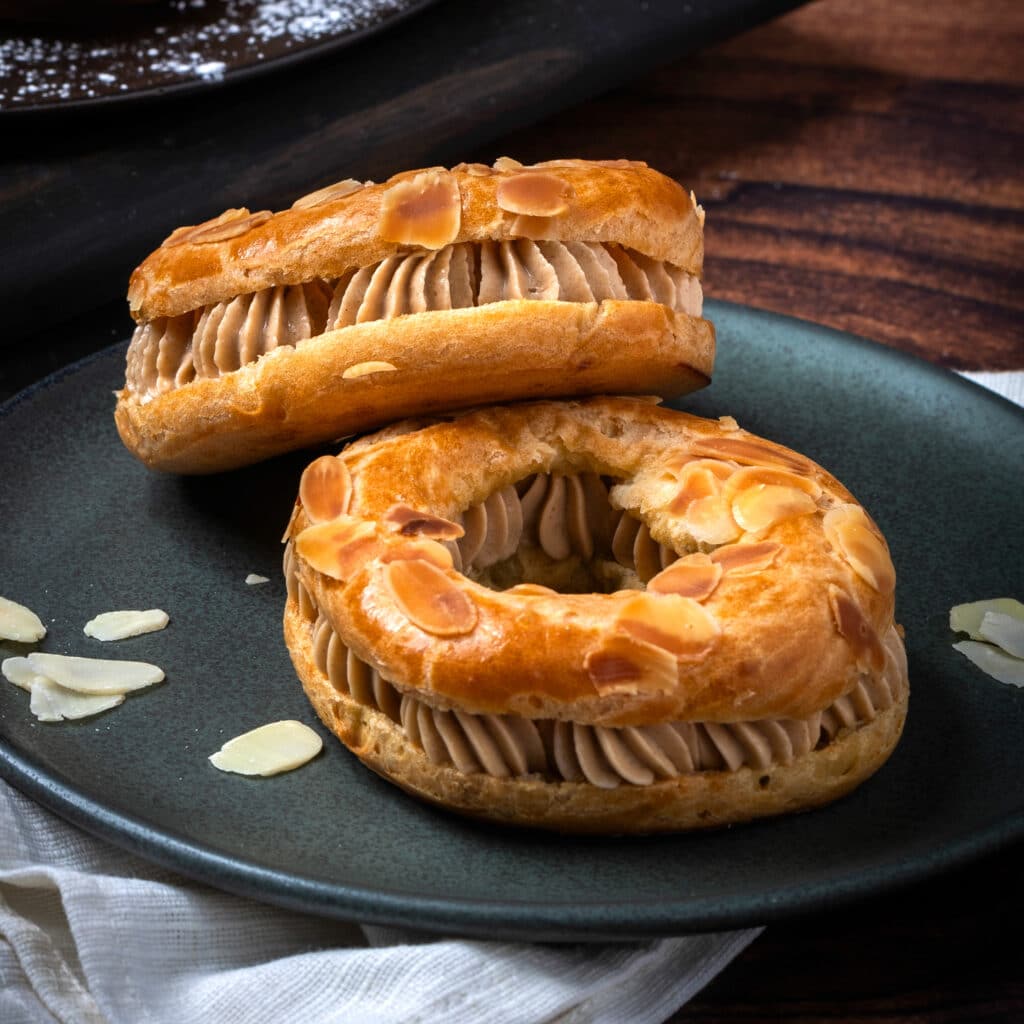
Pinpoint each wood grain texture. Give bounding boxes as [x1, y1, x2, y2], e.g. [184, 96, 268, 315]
[488, 0, 1024, 369]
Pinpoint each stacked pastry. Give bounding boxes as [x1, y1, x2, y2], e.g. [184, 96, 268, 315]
[118, 158, 908, 832]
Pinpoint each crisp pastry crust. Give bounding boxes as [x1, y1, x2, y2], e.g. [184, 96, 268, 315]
[115, 158, 715, 474]
[282, 396, 909, 832]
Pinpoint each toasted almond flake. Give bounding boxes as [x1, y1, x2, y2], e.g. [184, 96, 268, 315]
[667, 466, 720, 514]
[209, 720, 323, 776]
[732, 484, 817, 534]
[584, 633, 679, 695]
[291, 178, 363, 210]
[453, 162, 493, 176]
[379, 169, 461, 249]
[245, 575, 270, 585]
[683, 494, 742, 546]
[383, 560, 477, 637]
[615, 593, 720, 661]
[492, 156, 524, 172]
[496, 172, 572, 217]
[953, 640, 1024, 688]
[382, 504, 464, 541]
[828, 585, 886, 672]
[29, 679, 124, 722]
[980, 611, 1024, 658]
[2, 656, 48, 692]
[823, 505, 896, 594]
[506, 583, 558, 597]
[380, 538, 455, 570]
[184, 209, 272, 245]
[688, 436, 817, 475]
[84, 609, 169, 642]
[723, 465, 822, 502]
[950, 598, 1024, 640]
[647, 555, 722, 601]
[299, 455, 352, 524]
[0, 596, 47, 642]
[296, 517, 378, 581]
[342, 360, 398, 379]
[710, 541, 783, 576]
[717, 416, 740, 432]
[26, 653, 164, 695]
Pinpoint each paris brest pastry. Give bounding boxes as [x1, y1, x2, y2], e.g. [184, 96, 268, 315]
[282, 396, 908, 833]
[116, 158, 715, 473]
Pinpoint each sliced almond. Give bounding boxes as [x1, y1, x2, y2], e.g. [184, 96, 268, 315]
[29, 679, 124, 722]
[667, 465, 720, 515]
[379, 169, 461, 249]
[950, 598, 1024, 641]
[709, 541, 782, 576]
[295, 517, 377, 581]
[979, 611, 1024, 659]
[84, 609, 169, 642]
[167, 208, 272, 247]
[615, 592, 720, 661]
[584, 633, 679, 695]
[492, 156, 524, 172]
[953, 640, 1024, 687]
[731, 484, 817, 534]
[688, 436, 817, 476]
[380, 538, 455, 570]
[245, 574, 270, 585]
[723, 465, 821, 502]
[299, 455, 352, 524]
[683, 494, 742, 546]
[823, 505, 896, 594]
[383, 560, 477, 637]
[506, 583, 558, 597]
[496, 172, 572, 217]
[2, 656, 48, 692]
[291, 178, 363, 210]
[209, 720, 323, 776]
[647, 554, 722, 601]
[342, 361, 398, 379]
[453, 162, 493, 176]
[0, 596, 47, 642]
[382, 504, 464, 541]
[26, 653, 164, 695]
[828, 585, 886, 672]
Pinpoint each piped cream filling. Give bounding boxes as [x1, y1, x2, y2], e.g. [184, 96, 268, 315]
[125, 241, 703, 400]
[284, 471, 906, 790]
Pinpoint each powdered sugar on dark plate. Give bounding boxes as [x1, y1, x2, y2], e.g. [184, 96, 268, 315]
[0, 0, 432, 110]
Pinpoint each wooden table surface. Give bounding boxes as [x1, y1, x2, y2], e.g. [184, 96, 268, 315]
[481, 0, 1023, 1018]
[2, 1, 1021, 1019]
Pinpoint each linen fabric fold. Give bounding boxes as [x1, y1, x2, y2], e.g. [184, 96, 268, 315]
[0, 781, 760, 1024]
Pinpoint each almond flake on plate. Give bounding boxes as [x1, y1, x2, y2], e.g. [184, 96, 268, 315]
[978, 611, 1024, 659]
[1, 656, 49, 692]
[245, 574, 270, 585]
[952, 640, 1024, 688]
[949, 598, 1024, 641]
[209, 720, 323, 776]
[0, 596, 47, 643]
[26, 653, 164, 695]
[84, 609, 170, 641]
[29, 679, 125, 722]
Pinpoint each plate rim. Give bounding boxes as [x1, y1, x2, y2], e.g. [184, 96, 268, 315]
[2, 300, 1022, 940]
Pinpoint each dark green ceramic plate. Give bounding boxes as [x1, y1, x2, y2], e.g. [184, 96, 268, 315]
[1, 301, 1022, 940]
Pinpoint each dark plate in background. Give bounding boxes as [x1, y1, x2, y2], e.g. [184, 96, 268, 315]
[0, 0, 438, 112]
[2, 301, 1022, 941]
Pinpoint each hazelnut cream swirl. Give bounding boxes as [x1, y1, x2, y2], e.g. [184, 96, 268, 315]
[124, 241, 702, 400]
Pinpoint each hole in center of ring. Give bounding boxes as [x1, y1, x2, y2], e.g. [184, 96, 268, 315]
[450, 471, 684, 595]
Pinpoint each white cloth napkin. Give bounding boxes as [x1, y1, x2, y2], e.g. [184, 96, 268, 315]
[2, 370, 1019, 1024]
[0, 781, 759, 1024]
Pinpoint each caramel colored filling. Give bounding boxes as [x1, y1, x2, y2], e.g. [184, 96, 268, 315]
[125, 241, 703, 399]
[284, 470, 905, 789]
